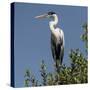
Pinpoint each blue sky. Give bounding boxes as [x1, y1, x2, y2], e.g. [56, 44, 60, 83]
[13, 2, 87, 87]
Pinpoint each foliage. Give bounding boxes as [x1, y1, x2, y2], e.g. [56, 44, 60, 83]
[24, 23, 88, 86]
[40, 60, 47, 86]
[81, 23, 88, 53]
[24, 69, 38, 87]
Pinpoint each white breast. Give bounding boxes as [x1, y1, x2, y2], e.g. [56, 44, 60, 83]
[52, 28, 64, 46]
[52, 28, 61, 43]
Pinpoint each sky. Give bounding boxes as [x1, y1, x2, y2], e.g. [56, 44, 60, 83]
[13, 2, 87, 87]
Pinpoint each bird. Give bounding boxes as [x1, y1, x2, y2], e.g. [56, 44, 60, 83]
[35, 11, 65, 72]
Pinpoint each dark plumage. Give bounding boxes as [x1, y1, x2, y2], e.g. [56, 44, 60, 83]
[51, 32, 64, 73]
[48, 11, 56, 15]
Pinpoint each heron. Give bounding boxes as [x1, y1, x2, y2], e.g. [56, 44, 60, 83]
[35, 11, 65, 72]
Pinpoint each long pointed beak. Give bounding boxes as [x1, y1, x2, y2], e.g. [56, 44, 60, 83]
[35, 14, 48, 19]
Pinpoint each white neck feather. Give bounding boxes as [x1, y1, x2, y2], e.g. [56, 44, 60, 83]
[49, 14, 58, 32]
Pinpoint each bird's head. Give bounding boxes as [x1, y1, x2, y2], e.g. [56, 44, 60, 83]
[35, 11, 56, 19]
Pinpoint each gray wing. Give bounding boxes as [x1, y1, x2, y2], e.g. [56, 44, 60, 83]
[59, 29, 64, 64]
[51, 32, 64, 65]
[51, 34, 56, 61]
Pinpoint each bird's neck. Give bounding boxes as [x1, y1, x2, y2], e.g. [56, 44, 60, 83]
[49, 14, 58, 32]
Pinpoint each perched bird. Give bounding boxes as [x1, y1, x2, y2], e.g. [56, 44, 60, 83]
[35, 11, 65, 72]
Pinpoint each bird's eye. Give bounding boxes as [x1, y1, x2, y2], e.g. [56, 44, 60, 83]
[50, 15, 54, 18]
[47, 15, 51, 18]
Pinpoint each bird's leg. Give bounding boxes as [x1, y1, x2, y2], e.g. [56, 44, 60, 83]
[55, 60, 61, 73]
[54, 60, 61, 84]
